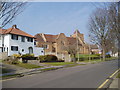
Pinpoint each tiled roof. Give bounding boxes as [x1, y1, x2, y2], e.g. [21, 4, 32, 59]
[67, 37, 76, 45]
[34, 34, 44, 42]
[44, 34, 58, 42]
[0, 25, 34, 38]
[0, 29, 7, 34]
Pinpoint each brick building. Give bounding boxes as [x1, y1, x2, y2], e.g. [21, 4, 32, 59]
[34, 30, 89, 61]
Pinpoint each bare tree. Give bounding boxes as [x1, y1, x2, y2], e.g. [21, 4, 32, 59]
[0, 1, 26, 28]
[65, 44, 78, 63]
[107, 3, 119, 56]
[88, 2, 119, 60]
[88, 7, 110, 61]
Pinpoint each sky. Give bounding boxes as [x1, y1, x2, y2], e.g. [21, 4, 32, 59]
[5, 2, 99, 43]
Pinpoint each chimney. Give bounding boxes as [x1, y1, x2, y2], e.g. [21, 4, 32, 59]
[12, 25, 17, 29]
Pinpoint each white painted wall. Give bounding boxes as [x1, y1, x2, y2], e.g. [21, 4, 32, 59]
[34, 47, 44, 56]
[0, 48, 2, 52]
[2, 34, 44, 56]
[0, 35, 2, 47]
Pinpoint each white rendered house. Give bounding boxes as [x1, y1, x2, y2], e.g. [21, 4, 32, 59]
[0, 25, 44, 57]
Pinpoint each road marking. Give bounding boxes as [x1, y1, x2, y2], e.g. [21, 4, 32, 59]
[98, 68, 120, 89]
[0, 78, 16, 82]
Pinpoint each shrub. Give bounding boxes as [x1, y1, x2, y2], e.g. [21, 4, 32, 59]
[38, 55, 58, 62]
[12, 54, 21, 58]
[38, 55, 47, 62]
[105, 54, 111, 58]
[21, 54, 35, 60]
[11, 59, 19, 64]
[3, 56, 19, 64]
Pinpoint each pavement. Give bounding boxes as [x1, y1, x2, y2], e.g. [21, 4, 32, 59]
[2, 60, 118, 88]
[108, 72, 119, 89]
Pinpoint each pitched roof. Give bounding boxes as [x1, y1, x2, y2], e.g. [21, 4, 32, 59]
[44, 34, 58, 42]
[0, 25, 34, 38]
[73, 30, 80, 34]
[67, 37, 76, 45]
[34, 34, 44, 42]
[0, 29, 7, 34]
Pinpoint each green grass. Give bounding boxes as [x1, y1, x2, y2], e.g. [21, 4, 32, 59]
[0, 60, 3, 63]
[15, 63, 43, 69]
[1, 68, 11, 74]
[1, 74, 20, 79]
[116, 72, 120, 78]
[43, 62, 74, 66]
[41, 68, 56, 71]
[76, 54, 99, 58]
[78, 57, 117, 63]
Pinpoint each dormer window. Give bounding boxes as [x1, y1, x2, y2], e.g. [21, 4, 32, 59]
[11, 34, 18, 40]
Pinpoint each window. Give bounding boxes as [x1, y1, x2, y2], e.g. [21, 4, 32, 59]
[42, 45, 48, 49]
[22, 49, 24, 52]
[27, 37, 33, 42]
[11, 34, 18, 40]
[21, 36, 25, 42]
[11, 46, 18, 51]
[34, 42, 36, 45]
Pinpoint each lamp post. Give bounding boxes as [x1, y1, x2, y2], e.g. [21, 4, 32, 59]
[89, 44, 91, 62]
[76, 30, 80, 62]
[88, 35, 91, 62]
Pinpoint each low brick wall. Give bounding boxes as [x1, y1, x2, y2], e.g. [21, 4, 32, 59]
[0, 52, 8, 60]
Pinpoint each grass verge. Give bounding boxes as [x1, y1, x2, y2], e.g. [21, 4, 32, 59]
[78, 57, 117, 63]
[15, 63, 43, 69]
[43, 62, 74, 66]
[116, 72, 120, 78]
[2, 68, 11, 74]
[1, 74, 20, 79]
[41, 68, 57, 72]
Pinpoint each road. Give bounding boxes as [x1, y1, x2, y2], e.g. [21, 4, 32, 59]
[2, 60, 118, 88]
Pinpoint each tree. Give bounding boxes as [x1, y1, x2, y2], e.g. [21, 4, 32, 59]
[0, 2, 26, 28]
[88, 7, 110, 60]
[65, 43, 80, 63]
[88, 2, 119, 60]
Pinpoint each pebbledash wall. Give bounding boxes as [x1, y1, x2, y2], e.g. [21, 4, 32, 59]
[0, 34, 44, 59]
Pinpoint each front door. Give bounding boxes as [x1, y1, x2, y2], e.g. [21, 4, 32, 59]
[28, 47, 33, 54]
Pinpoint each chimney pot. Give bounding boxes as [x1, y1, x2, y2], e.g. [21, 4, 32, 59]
[12, 25, 17, 29]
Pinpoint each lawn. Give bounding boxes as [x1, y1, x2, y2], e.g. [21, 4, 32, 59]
[43, 62, 75, 66]
[15, 63, 43, 69]
[0, 60, 3, 63]
[78, 57, 117, 63]
[41, 68, 57, 71]
[116, 72, 120, 78]
[1, 68, 11, 74]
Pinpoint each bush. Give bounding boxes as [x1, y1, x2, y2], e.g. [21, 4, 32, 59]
[21, 54, 35, 60]
[11, 59, 19, 64]
[12, 54, 21, 58]
[38, 55, 58, 62]
[105, 54, 111, 58]
[4, 56, 19, 64]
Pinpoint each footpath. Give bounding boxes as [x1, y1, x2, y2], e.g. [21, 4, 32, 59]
[108, 70, 119, 89]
